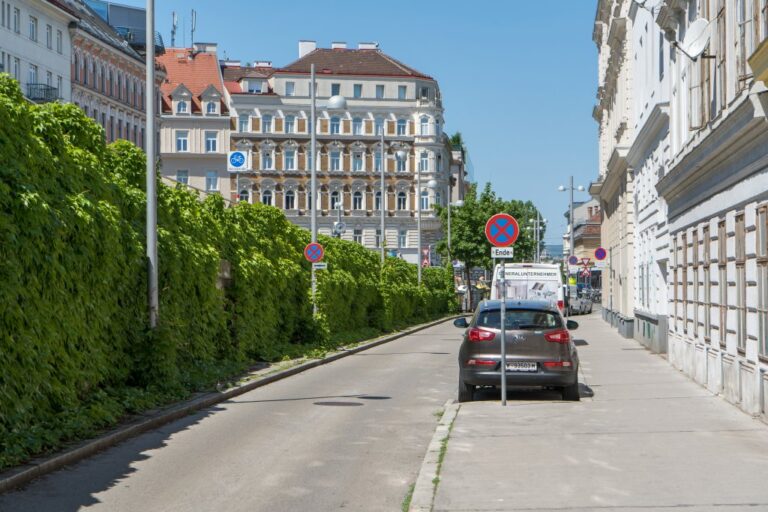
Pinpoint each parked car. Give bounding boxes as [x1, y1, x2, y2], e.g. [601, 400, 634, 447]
[454, 299, 581, 402]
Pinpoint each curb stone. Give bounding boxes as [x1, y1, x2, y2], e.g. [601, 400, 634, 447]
[0, 315, 463, 494]
[409, 399, 460, 512]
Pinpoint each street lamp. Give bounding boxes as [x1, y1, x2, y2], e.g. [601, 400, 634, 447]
[145, 0, 158, 328]
[526, 215, 547, 263]
[417, 178, 438, 285]
[558, 177, 585, 260]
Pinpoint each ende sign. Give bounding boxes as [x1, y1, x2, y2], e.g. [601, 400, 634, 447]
[491, 247, 515, 258]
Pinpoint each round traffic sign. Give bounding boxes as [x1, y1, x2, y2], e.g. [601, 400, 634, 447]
[484, 213, 519, 247]
[568, 255, 579, 265]
[304, 242, 325, 263]
[229, 151, 246, 168]
[594, 247, 607, 261]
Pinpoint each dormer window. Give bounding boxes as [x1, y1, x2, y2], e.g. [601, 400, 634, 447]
[177, 100, 188, 114]
[206, 102, 217, 114]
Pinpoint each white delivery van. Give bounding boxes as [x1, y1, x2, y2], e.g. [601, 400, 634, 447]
[489, 263, 565, 313]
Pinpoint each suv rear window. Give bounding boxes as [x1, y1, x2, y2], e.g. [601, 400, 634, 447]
[476, 309, 562, 330]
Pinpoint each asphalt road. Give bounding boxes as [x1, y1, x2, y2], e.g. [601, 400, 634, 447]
[0, 320, 463, 512]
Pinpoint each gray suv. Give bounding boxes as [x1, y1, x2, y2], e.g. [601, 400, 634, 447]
[454, 299, 580, 402]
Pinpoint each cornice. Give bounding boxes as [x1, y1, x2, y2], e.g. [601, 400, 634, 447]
[600, 146, 630, 200]
[626, 102, 670, 168]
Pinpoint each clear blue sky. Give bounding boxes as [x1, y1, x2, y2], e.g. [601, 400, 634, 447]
[120, 0, 598, 244]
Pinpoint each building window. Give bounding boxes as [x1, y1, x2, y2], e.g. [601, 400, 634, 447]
[397, 155, 406, 172]
[376, 84, 384, 99]
[330, 151, 340, 171]
[435, 191, 441, 207]
[56, 30, 62, 53]
[285, 81, 295, 96]
[13, 7, 19, 34]
[419, 152, 429, 172]
[176, 170, 188, 185]
[420, 190, 429, 210]
[306, 191, 313, 210]
[175, 130, 189, 152]
[374, 191, 382, 211]
[247, 80, 262, 94]
[28, 16, 37, 41]
[205, 171, 218, 192]
[399, 229, 407, 248]
[736, 214, 746, 351]
[352, 117, 362, 135]
[375, 117, 384, 135]
[285, 149, 296, 170]
[45, 24, 52, 49]
[718, 220, 727, 346]
[420, 86, 430, 99]
[375, 229, 382, 248]
[682, 233, 688, 333]
[330, 116, 340, 134]
[239, 113, 249, 132]
[758, 207, 768, 356]
[396, 119, 406, 136]
[353, 83, 362, 98]
[397, 192, 407, 210]
[239, 188, 250, 203]
[420, 115, 430, 135]
[692, 230, 699, 338]
[330, 190, 340, 209]
[353, 229, 362, 244]
[352, 191, 363, 210]
[375, 152, 382, 172]
[176, 100, 187, 114]
[262, 151, 273, 169]
[206, 102, 216, 114]
[352, 152, 363, 172]
[437, 154, 442, 172]
[261, 190, 273, 206]
[398, 85, 406, 100]
[285, 115, 295, 133]
[331, 83, 340, 96]
[205, 131, 217, 153]
[262, 114, 272, 133]
[285, 190, 295, 210]
[704, 226, 711, 341]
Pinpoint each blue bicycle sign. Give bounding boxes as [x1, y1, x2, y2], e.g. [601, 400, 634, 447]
[229, 151, 246, 169]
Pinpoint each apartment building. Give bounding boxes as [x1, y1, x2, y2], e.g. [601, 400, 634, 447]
[157, 43, 230, 198]
[0, 0, 74, 102]
[225, 41, 464, 264]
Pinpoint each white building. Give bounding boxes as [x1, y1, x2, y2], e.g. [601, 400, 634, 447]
[224, 41, 463, 264]
[625, 1, 671, 354]
[0, 0, 74, 102]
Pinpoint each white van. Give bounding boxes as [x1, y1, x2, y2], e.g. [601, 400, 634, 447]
[489, 263, 565, 313]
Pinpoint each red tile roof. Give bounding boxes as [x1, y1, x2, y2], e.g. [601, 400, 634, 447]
[156, 47, 227, 114]
[277, 48, 433, 79]
[221, 66, 274, 82]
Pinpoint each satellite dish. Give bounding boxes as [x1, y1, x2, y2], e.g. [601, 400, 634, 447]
[680, 18, 711, 60]
[636, 0, 662, 9]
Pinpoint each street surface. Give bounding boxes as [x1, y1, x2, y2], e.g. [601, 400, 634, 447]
[0, 322, 461, 512]
[434, 313, 768, 511]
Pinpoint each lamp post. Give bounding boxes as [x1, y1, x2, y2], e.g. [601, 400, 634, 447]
[527, 214, 546, 263]
[558, 177, 585, 260]
[145, 0, 158, 328]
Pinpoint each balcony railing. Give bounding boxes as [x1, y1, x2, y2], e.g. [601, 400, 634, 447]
[26, 83, 59, 103]
[114, 26, 165, 55]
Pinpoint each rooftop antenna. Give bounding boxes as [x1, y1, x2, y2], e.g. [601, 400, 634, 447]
[673, 18, 714, 61]
[190, 9, 197, 46]
[171, 11, 177, 47]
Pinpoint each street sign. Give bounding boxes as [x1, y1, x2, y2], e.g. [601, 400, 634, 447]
[227, 150, 250, 172]
[304, 242, 325, 263]
[568, 255, 579, 265]
[484, 213, 519, 247]
[312, 262, 328, 270]
[594, 247, 607, 261]
[580, 269, 591, 278]
[580, 258, 591, 267]
[594, 261, 607, 268]
[491, 247, 515, 259]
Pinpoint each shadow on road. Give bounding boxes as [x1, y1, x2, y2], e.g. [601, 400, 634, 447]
[227, 394, 392, 404]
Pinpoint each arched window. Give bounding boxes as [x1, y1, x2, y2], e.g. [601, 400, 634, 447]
[330, 116, 340, 134]
[420, 190, 429, 210]
[374, 191, 382, 211]
[206, 101, 216, 114]
[397, 192, 407, 210]
[285, 190, 295, 210]
[352, 117, 362, 135]
[352, 191, 363, 210]
[239, 188, 249, 203]
[419, 151, 429, 172]
[420, 115, 429, 135]
[261, 190, 273, 206]
[330, 190, 341, 209]
[177, 100, 187, 114]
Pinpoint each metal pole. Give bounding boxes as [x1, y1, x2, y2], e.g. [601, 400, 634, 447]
[569, 175, 574, 259]
[500, 264, 507, 406]
[380, 131, 385, 264]
[536, 212, 541, 263]
[146, 0, 158, 328]
[310, 64, 317, 315]
[447, 201, 452, 257]
[417, 157, 422, 285]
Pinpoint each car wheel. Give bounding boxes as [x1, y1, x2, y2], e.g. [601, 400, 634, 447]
[458, 379, 475, 402]
[561, 381, 580, 401]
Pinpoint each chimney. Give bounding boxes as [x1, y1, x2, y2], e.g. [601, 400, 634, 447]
[299, 40, 316, 58]
[193, 42, 217, 54]
[254, 61, 272, 68]
[221, 60, 241, 67]
[358, 42, 379, 50]
[331, 41, 347, 49]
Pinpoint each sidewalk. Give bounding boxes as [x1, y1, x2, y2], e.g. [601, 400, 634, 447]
[429, 311, 768, 511]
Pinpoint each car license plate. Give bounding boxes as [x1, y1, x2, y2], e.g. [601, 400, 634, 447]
[505, 362, 537, 372]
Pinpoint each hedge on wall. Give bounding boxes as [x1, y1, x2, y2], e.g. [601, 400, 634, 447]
[0, 76, 456, 469]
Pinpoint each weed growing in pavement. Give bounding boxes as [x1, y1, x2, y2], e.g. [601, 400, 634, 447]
[401, 483, 415, 512]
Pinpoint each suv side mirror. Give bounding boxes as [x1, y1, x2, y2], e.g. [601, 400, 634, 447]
[453, 318, 469, 328]
[566, 320, 579, 330]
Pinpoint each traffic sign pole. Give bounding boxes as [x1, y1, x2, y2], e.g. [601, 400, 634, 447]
[499, 259, 507, 406]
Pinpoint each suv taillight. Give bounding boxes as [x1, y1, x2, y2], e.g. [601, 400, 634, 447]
[468, 327, 495, 342]
[544, 329, 571, 343]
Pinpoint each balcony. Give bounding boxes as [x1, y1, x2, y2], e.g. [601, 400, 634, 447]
[114, 26, 165, 56]
[26, 84, 59, 103]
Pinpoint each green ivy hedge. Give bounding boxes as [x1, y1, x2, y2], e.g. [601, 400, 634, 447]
[0, 76, 456, 469]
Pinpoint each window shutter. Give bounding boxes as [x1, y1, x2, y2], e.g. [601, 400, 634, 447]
[342, 120, 351, 134]
[252, 118, 260, 132]
[298, 118, 306, 133]
[320, 119, 329, 133]
[275, 118, 284, 133]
